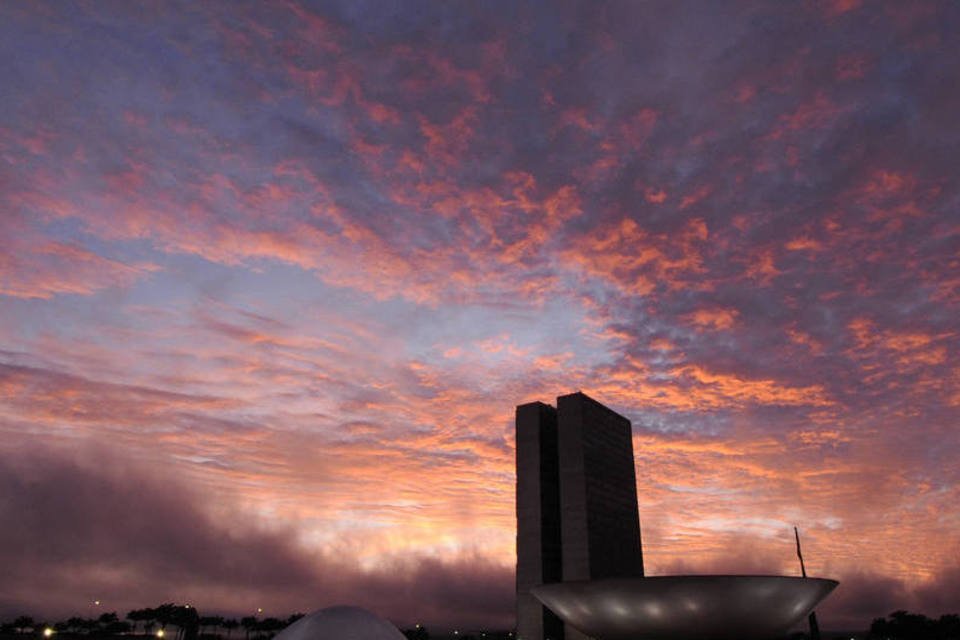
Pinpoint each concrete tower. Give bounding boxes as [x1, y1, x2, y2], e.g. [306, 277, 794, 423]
[516, 392, 644, 640]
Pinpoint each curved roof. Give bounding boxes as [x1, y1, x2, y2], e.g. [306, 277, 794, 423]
[532, 575, 838, 640]
[273, 606, 405, 640]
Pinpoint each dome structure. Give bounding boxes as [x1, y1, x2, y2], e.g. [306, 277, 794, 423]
[272, 606, 405, 640]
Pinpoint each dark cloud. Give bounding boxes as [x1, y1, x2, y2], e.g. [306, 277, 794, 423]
[914, 565, 960, 616]
[817, 567, 960, 630]
[0, 443, 312, 609]
[5, 443, 951, 631]
[657, 541, 787, 576]
[0, 444, 513, 630]
[817, 571, 912, 630]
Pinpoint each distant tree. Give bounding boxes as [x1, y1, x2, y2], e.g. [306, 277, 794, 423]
[221, 620, 239, 639]
[83, 618, 101, 635]
[97, 612, 120, 632]
[284, 615, 304, 627]
[936, 614, 960, 640]
[892, 610, 931, 640]
[13, 617, 36, 634]
[128, 609, 154, 635]
[866, 610, 957, 640]
[154, 604, 178, 632]
[172, 606, 199, 640]
[240, 617, 257, 640]
[127, 610, 140, 635]
[107, 620, 133, 635]
[142, 609, 158, 637]
[255, 618, 285, 640]
[199, 616, 224, 638]
[65, 617, 86, 634]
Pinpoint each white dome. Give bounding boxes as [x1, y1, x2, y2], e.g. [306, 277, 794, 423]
[273, 606, 406, 640]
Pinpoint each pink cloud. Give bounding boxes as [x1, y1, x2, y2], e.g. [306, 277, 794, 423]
[0, 239, 156, 300]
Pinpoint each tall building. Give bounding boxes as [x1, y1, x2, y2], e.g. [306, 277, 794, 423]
[516, 392, 644, 640]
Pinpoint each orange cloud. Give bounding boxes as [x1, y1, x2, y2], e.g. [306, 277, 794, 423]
[766, 92, 848, 141]
[684, 307, 740, 331]
[679, 185, 712, 210]
[649, 338, 675, 351]
[787, 327, 824, 354]
[562, 217, 709, 295]
[644, 187, 668, 203]
[785, 236, 824, 252]
[744, 249, 780, 286]
[670, 365, 832, 407]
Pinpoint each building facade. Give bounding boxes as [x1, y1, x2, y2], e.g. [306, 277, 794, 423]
[516, 392, 644, 640]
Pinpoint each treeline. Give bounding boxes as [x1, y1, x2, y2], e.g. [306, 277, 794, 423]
[0, 606, 302, 640]
[0, 608, 513, 640]
[868, 611, 960, 640]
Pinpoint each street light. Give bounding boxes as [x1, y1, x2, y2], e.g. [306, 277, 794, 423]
[43, 628, 54, 638]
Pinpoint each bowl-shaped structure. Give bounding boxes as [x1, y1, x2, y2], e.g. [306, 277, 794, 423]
[532, 575, 838, 640]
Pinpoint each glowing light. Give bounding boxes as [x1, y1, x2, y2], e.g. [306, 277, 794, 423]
[157, 630, 165, 638]
[43, 629, 54, 638]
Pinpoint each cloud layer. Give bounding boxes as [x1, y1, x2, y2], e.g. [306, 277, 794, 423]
[0, 445, 513, 630]
[1, 0, 958, 630]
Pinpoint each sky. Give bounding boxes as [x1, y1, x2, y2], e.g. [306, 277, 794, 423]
[1, 0, 958, 632]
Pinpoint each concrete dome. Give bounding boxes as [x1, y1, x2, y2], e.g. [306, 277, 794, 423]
[273, 606, 405, 640]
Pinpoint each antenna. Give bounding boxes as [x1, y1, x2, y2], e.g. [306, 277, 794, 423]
[794, 527, 821, 640]
[794, 526, 807, 577]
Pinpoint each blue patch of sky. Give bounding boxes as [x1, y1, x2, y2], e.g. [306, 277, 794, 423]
[631, 409, 732, 436]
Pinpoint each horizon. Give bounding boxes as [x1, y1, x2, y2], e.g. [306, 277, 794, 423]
[2, 600, 957, 637]
[1, 0, 958, 632]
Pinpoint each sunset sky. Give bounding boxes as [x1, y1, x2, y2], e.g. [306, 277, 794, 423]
[1, 0, 958, 631]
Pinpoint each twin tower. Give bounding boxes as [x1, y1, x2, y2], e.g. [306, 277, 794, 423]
[516, 392, 644, 640]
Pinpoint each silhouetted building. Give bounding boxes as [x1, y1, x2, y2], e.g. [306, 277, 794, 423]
[516, 401, 564, 640]
[516, 392, 643, 640]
